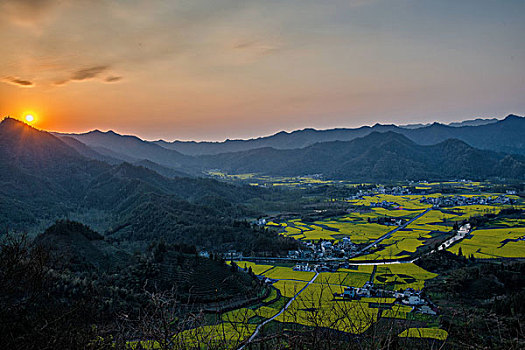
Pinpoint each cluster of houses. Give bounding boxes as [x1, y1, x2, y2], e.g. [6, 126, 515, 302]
[223, 250, 243, 260]
[420, 194, 514, 207]
[338, 283, 438, 315]
[394, 288, 438, 315]
[457, 223, 471, 236]
[253, 218, 268, 226]
[288, 237, 359, 260]
[340, 282, 375, 299]
[348, 186, 413, 200]
[370, 216, 406, 226]
[292, 263, 338, 273]
[369, 200, 397, 208]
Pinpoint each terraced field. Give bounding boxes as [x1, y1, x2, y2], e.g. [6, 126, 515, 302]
[130, 322, 257, 349]
[236, 261, 274, 275]
[223, 260, 441, 343]
[278, 219, 394, 243]
[263, 266, 315, 281]
[374, 263, 438, 290]
[381, 304, 414, 319]
[398, 327, 449, 341]
[449, 227, 525, 258]
[174, 187, 521, 348]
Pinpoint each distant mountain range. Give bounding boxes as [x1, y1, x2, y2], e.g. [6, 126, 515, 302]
[198, 131, 524, 181]
[399, 117, 499, 129]
[48, 114, 525, 182]
[150, 114, 524, 156]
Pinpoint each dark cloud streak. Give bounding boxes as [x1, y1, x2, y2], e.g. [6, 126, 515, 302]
[55, 65, 121, 85]
[105, 76, 123, 83]
[2, 76, 34, 87]
[71, 66, 109, 81]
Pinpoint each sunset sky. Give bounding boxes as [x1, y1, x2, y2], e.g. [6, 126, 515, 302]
[1, 0, 524, 141]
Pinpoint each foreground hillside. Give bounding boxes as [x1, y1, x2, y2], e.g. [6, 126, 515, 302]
[1, 221, 266, 350]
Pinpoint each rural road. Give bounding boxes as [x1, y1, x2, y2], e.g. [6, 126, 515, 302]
[356, 208, 431, 255]
[238, 271, 320, 350]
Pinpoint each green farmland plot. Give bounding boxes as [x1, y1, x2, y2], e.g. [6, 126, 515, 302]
[374, 263, 437, 290]
[398, 327, 448, 341]
[450, 227, 525, 258]
[278, 218, 393, 243]
[382, 304, 414, 320]
[264, 266, 315, 281]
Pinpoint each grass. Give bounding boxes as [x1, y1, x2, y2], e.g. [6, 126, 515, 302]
[449, 227, 525, 258]
[315, 272, 352, 285]
[129, 322, 257, 349]
[221, 308, 257, 323]
[359, 229, 430, 260]
[447, 205, 502, 221]
[255, 306, 280, 319]
[262, 287, 278, 303]
[347, 194, 432, 210]
[406, 210, 456, 232]
[272, 280, 308, 298]
[276, 298, 379, 334]
[398, 327, 448, 341]
[235, 261, 275, 275]
[491, 218, 525, 227]
[264, 266, 315, 281]
[374, 263, 437, 290]
[361, 297, 396, 304]
[381, 304, 413, 319]
[342, 272, 372, 287]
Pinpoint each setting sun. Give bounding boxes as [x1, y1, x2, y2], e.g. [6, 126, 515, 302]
[25, 114, 35, 123]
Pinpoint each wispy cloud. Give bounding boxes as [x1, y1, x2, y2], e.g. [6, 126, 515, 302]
[233, 40, 280, 56]
[105, 76, 123, 83]
[0, 0, 61, 26]
[55, 65, 120, 85]
[71, 66, 109, 81]
[2, 76, 34, 87]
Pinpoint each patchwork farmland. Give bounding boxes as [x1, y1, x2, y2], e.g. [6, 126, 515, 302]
[130, 180, 524, 349]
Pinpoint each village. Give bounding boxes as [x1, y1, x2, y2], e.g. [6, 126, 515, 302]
[336, 282, 438, 316]
[420, 194, 515, 207]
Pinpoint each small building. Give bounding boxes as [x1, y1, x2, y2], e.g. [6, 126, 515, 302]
[198, 251, 210, 258]
[402, 295, 424, 306]
[418, 305, 437, 315]
[293, 263, 313, 272]
[458, 223, 471, 235]
[342, 287, 357, 299]
[224, 250, 243, 260]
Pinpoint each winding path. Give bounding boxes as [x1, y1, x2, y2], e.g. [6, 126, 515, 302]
[238, 271, 320, 349]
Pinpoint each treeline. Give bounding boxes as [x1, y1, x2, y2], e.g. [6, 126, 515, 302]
[0, 227, 266, 349]
[107, 193, 299, 254]
[467, 207, 523, 228]
[417, 251, 524, 349]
